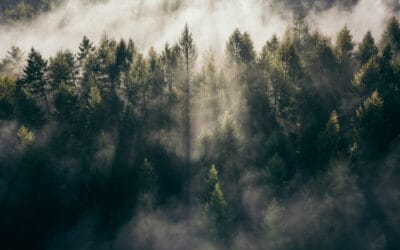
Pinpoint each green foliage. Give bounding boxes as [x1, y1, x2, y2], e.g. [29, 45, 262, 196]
[353, 56, 380, 95]
[227, 29, 256, 64]
[22, 48, 50, 114]
[215, 111, 242, 163]
[77, 36, 95, 65]
[0, 46, 24, 78]
[318, 110, 341, 162]
[357, 31, 378, 65]
[265, 154, 287, 185]
[0, 76, 16, 119]
[87, 84, 102, 108]
[354, 91, 385, 153]
[179, 23, 197, 69]
[263, 198, 286, 249]
[0, 0, 61, 23]
[48, 50, 76, 90]
[17, 125, 35, 147]
[204, 165, 231, 240]
[1, 18, 400, 250]
[336, 25, 354, 62]
[2, 2, 35, 23]
[381, 16, 400, 54]
[15, 82, 45, 126]
[53, 83, 79, 123]
[138, 158, 158, 194]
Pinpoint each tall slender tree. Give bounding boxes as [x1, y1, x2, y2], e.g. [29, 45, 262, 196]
[77, 36, 94, 65]
[357, 31, 378, 65]
[179, 23, 197, 202]
[22, 48, 50, 115]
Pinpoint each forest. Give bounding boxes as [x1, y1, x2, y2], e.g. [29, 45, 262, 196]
[1, 1, 400, 250]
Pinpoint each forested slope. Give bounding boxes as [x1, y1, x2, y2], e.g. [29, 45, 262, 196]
[0, 14, 400, 250]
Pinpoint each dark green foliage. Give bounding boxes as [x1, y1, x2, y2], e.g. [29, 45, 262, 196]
[1, 19, 400, 250]
[22, 48, 50, 114]
[15, 79, 45, 126]
[357, 31, 378, 65]
[48, 50, 76, 90]
[77, 36, 95, 65]
[0, 0, 62, 23]
[354, 91, 385, 154]
[203, 165, 231, 240]
[179, 23, 197, 179]
[380, 16, 400, 54]
[0, 76, 16, 119]
[336, 25, 355, 62]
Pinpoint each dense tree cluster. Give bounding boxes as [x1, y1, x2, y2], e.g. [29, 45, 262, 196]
[1, 17, 400, 250]
[0, 0, 63, 23]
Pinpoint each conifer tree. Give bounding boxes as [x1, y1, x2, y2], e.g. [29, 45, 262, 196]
[77, 36, 94, 65]
[179, 23, 197, 186]
[22, 48, 50, 115]
[48, 50, 76, 91]
[380, 16, 400, 54]
[357, 31, 378, 65]
[336, 26, 354, 62]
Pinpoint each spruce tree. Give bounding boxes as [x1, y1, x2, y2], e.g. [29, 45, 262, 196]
[22, 48, 50, 115]
[179, 23, 197, 193]
[357, 31, 378, 65]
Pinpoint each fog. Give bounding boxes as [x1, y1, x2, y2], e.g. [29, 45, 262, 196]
[0, 0, 397, 59]
[1, 1, 400, 249]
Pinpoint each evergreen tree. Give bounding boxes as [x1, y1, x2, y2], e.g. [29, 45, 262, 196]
[179, 23, 197, 184]
[318, 110, 341, 161]
[357, 31, 378, 65]
[22, 48, 50, 115]
[147, 47, 165, 106]
[204, 164, 231, 240]
[161, 42, 181, 98]
[0, 76, 16, 119]
[0, 45, 24, 77]
[129, 53, 149, 117]
[380, 16, 400, 54]
[336, 25, 354, 62]
[354, 91, 385, 154]
[266, 34, 279, 54]
[48, 50, 76, 91]
[353, 56, 380, 96]
[226, 29, 256, 83]
[77, 35, 94, 65]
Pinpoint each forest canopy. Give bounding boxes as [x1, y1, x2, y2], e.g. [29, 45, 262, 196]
[0, 3, 400, 250]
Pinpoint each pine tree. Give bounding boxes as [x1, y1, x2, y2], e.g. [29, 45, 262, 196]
[77, 36, 94, 65]
[357, 31, 378, 65]
[267, 34, 279, 54]
[161, 43, 180, 96]
[1, 46, 24, 77]
[128, 53, 149, 116]
[380, 16, 400, 54]
[226, 29, 243, 67]
[113, 39, 129, 77]
[147, 47, 164, 101]
[48, 50, 76, 91]
[318, 110, 341, 161]
[226, 29, 256, 83]
[0, 76, 16, 119]
[354, 91, 385, 154]
[336, 25, 354, 62]
[179, 23, 197, 189]
[353, 56, 380, 96]
[204, 164, 231, 240]
[22, 48, 50, 115]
